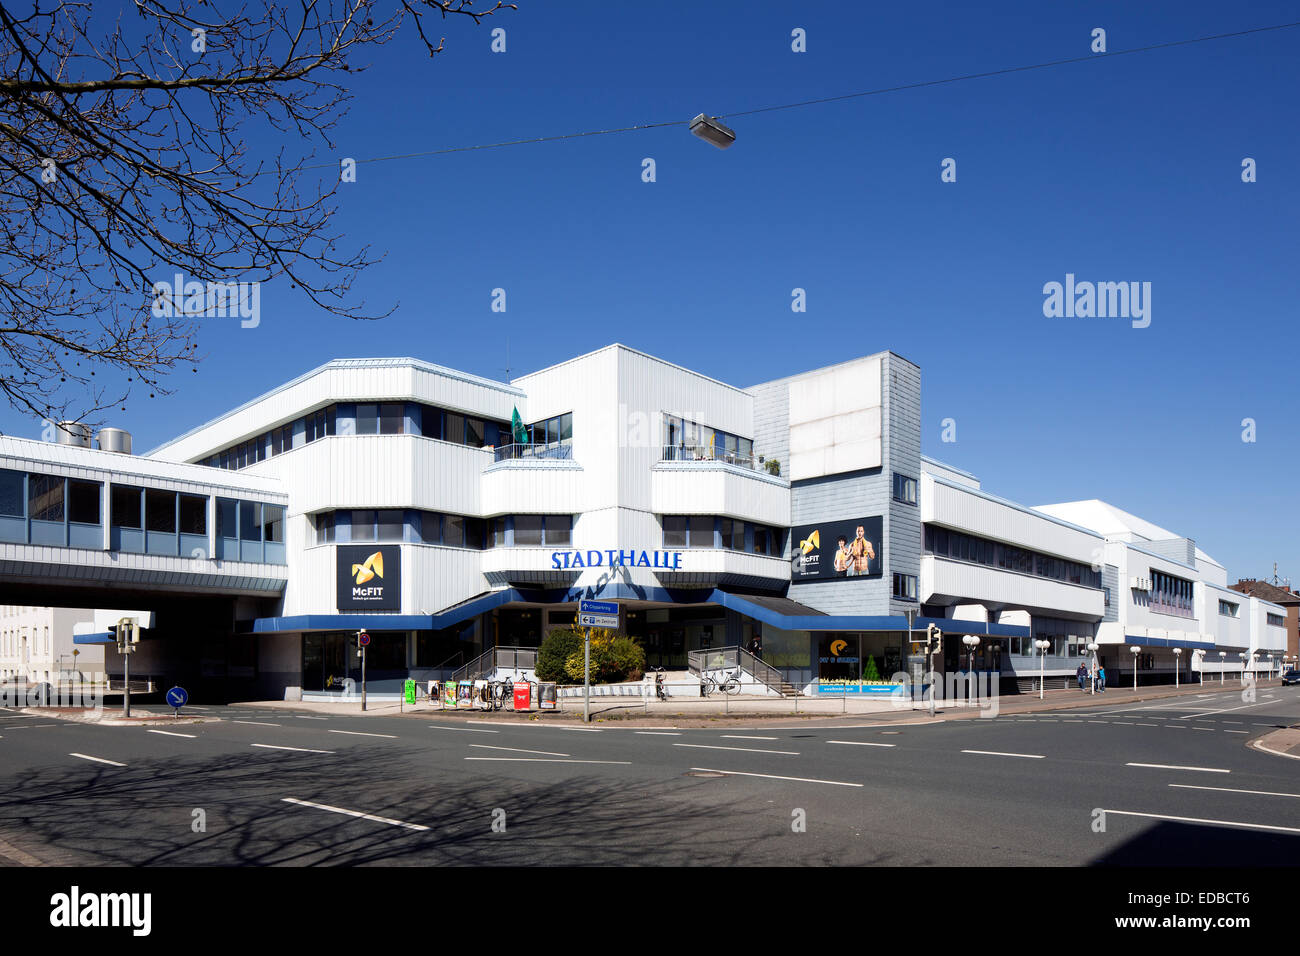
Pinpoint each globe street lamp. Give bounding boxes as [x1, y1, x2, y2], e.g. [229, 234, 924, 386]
[1218, 651, 1226, 685]
[1238, 652, 1248, 682]
[962, 635, 980, 703]
[1172, 647, 1182, 688]
[1035, 639, 1051, 700]
[1129, 645, 1140, 691]
[1087, 641, 1099, 695]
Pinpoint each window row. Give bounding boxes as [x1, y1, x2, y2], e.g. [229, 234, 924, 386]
[314, 511, 573, 549]
[892, 572, 918, 601]
[1268, 613, 1286, 628]
[661, 414, 755, 467]
[526, 412, 574, 447]
[661, 515, 786, 555]
[202, 402, 513, 471]
[1149, 569, 1194, 619]
[924, 526, 1102, 589]
[1219, 600, 1239, 618]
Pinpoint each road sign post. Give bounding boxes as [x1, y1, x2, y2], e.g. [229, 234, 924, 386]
[357, 630, 370, 712]
[578, 601, 618, 724]
[166, 686, 188, 717]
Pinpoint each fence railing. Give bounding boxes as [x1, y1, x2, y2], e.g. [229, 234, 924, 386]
[660, 444, 755, 469]
[687, 645, 794, 695]
[450, 645, 538, 683]
[493, 442, 574, 463]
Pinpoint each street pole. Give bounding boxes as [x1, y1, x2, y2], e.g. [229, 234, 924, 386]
[361, 643, 367, 712]
[583, 625, 591, 724]
[122, 646, 131, 719]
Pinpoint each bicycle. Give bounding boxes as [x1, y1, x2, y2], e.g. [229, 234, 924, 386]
[652, 667, 668, 701]
[701, 668, 742, 696]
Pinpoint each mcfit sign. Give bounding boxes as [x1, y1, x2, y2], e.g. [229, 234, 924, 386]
[336, 545, 402, 610]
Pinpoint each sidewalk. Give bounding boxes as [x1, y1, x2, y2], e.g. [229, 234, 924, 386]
[230, 677, 1289, 729]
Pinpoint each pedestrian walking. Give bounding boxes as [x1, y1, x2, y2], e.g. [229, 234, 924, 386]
[1076, 662, 1087, 691]
[1097, 665, 1106, 693]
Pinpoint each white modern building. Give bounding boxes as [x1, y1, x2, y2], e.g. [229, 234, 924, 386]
[0, 605, 101, 684]
[0, 344, 1286, 699]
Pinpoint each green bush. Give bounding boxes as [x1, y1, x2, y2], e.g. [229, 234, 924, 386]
[545, 627, 647, 684]
[535, 627, 585, 682]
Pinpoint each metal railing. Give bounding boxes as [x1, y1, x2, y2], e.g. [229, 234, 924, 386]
[687, 644, 796, 696]
[450, 645, 538, 683]
[493, 442, 574, 463]
[660, 444, 755, 470]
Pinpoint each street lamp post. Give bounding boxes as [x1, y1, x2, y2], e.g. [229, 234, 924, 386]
[1087, 642, 1099, 695]
[1035, 639, 1050, 700]
[1172, 647, 1182, 688]
[1129, 645, 1140, 691]
[1218, 651, 1226, 685]
[1238, 652, 1248, 683]
[962, 635, 980, 704]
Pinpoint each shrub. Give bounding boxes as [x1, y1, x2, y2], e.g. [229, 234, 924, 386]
[535, 627, 585, 682]
[552, 627, 647, 684]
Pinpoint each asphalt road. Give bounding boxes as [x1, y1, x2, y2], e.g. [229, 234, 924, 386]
[2, 686, 1297, 866]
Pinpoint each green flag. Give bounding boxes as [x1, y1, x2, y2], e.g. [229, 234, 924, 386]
[511, 407, 529, 445]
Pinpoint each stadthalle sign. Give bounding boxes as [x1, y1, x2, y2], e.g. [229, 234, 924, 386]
[550, 549, 684, 570]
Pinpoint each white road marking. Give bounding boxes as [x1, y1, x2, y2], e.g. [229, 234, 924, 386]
[327, 730, 397, 739]
[1135, 723, 1159, 727]
[674, 743, 799, 756]
[1170, 784, 1300, 799]
[1101, 808, 1300, 835]
[1250, 739, 1300, 761]
[961, 750, 1045, 759]
[1225, 730, 1249, 734]
[252, 744, 334, 754]
[293, 716, 329, 720]
[634, 731, 682, 736]
[1192, 727, 1214, 732]
[1126, 762, 1229, 774]
[827, 740, 896, 748]
[720, 735, 779, 740]
[558, 727, 603, 733]
[233, 720, 281, 727]
[464, 757, 630, 764]
[428, 725, 498, 734]
[281, 797, 427, 831]
[689, 767, 862, 788]
[69, 753, 125, 767]
[1179, 701, 1275, 719]
[146, 729, 196, 738]
[469, 744, 570, 757]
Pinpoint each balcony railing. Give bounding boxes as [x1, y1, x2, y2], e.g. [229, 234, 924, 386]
[660, 443, 755, 470]
[492, 441, 574, 463]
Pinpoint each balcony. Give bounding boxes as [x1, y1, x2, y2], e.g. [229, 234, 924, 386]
[493, 442, 573, 463]
[661, 443, 757, 470]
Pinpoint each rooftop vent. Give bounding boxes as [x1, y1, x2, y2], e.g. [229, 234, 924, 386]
[96, 428, 133, 454]
[55, 422, 92, 448]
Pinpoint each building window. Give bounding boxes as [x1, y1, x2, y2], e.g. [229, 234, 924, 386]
[145, 490, 176, 533]
[1219, 600, 1239, 617]
[0, 470, 23, 517]
[513, 515, 543, 547]
[688, 516, 714, 548]
[67, 480, 101, 525]
[1150, 570, 1194, 619]
[179, 495, 207, 535]
[661, 414, 754, 467]
[443, 514, 466, 548]
[356, 404, 379, 436]
[545, 515, 572, 547]
[892, 573, 918, 601]
[314, 512, 335, 545]
[379, 403, 404, 435]
[663, 516, 687, 549]
[28, 474, 63, 522]
[350, 510, 376, 542]
[893, 474, 917, 505]
[924, 525, 1102, 589]
[262, 505, 285, 543]
[1268, 613, 1285, 628]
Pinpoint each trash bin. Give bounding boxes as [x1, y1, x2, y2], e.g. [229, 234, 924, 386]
[404, 679, 416, 705]
[513, 680, 531, 711]
[538, 682, 557, 711]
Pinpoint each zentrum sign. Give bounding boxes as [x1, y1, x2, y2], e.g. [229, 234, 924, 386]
[550, 549, 684, 571]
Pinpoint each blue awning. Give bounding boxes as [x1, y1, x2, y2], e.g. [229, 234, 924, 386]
[73, 630, 115, 645]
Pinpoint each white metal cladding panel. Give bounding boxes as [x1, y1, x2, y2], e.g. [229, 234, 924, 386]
[284, 544, 485, 616]
[153, 361, 523, 463]
[615, 347, 753, 516]
[1251, 598, 1288, 652]
[0, 436, 284, 499]
[749, 380, 790, 475]
[255, 434, 487, 517]
[481, 463, 585, 515]
[649, 466, 790, 524]
[519, 348, 621, 513]
[1119, 544, 1210, 635]
[922, 555, 1104, 619]
[883, 354, 922, 615]
[924, 477, 1101, 564]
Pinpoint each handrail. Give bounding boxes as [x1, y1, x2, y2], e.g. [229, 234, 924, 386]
[688, 644, 793, 695]
[450, 645, 539, 683]
[493, 442, 574, 463]
[661, 444, 755, 470]
[431, 650, 464, 671]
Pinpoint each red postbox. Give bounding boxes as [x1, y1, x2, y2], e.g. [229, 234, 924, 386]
[513, 681, 531, 711]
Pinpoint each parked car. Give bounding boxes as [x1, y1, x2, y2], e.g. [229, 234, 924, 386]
[1282, 669, 1300, 686]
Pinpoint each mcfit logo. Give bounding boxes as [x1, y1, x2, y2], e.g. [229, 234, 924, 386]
[830, 639, 848, 657]
[337, 545, 401, 611]
[352, 552, 384, 585]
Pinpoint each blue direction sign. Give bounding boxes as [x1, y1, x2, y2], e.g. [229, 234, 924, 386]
[578, 599, 619, 628]
[166, 686, 188, 709]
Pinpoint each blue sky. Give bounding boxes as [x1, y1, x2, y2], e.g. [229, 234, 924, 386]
[18, 0, 1300, 584]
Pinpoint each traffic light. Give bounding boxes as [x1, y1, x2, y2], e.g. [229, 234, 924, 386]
[927, 623, 942, 656]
